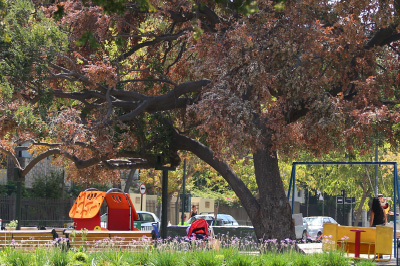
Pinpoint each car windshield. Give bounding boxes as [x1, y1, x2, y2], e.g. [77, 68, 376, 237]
[307, 217, 322, 226]
[220, 215, 236, 224]
[188, 215, 222, 226]
[141, 213, 155, 222]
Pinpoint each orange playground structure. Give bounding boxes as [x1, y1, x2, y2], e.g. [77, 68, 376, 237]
[69, 188, 139, 231]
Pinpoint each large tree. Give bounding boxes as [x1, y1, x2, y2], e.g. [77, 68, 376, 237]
[2, 0, 400, 240]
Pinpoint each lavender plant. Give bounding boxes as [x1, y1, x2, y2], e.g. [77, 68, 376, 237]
[0, 235, 369, 266]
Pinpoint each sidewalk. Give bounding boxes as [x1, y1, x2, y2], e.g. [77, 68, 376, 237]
[375, 258, 397, 266]
[298, 243, 398, 265]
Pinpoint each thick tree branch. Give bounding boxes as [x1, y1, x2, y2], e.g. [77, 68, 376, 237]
[21, 149, 60, 176]
[119, 78, 176, 86]
[114, 80, 210, 122]
[63, 153, 101, 169]
[116, 100, 151, 122]
[102, 87, 113, 123]
[53, 90, 105, 109]
[171, 130, 259, 211]
[365, 24, 398, 49]
[31, 141, 164, 169]
[198, 4, 220, 28]
[0, 147, 21, 170]
[380, 33, 400, 47]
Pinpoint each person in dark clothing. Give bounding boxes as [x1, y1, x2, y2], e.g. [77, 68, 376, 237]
[370, 196, 387, 227]
[190, 205, 197, 218]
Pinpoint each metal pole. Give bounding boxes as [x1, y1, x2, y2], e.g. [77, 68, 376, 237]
[288, 163, 296, 214]
[375, 142, 379, 196]
[291, 167, 296, 214]
[15, 170, 21, 230]
[161, 169, 168, 239]
[342, 189, 345, 225]
[322, 166, 325, 217]
[181, 159, 186, 225]
[288, 164, 295, 202]
[350, 179, 353, 226]
[307, 187, 309, 217]
[335, 195, 337, 221]
[394, 163, 399, 258]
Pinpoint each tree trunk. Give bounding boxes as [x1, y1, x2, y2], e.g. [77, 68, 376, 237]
[252, 147, 295, 240]
[173, 131, 295, 240]
[124, 169, 137, 193]
[354, 170, 372, 226]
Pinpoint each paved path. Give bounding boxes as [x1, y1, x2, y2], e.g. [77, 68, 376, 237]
[298, 243, 398, 265]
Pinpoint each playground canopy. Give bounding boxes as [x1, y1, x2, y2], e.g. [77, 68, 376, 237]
[69, 188, 138, 231]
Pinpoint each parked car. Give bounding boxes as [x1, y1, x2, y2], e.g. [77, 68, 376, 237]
[187, 215, 224, 226]
[137, 211, 160, 230]
[188, 213, 239, 226]
[218, 214, 239, 226]
[304, 216, 337, 241]
[101, 211, 160, 231]
[295, 218, 309, 241]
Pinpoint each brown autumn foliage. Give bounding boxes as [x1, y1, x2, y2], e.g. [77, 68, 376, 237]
[3, 0, 400, 239]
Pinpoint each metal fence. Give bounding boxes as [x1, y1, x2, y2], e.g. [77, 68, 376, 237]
[0, 195, 74, 227]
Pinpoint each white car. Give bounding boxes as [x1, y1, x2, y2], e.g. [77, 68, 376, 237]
[101, 211, 160, 231]
[136, 211, 160, 231]
[295, 218, 309, 241]
[218, 214, 239, 226]
[305, 216, 337, 241]
[188, 214, 239, 226]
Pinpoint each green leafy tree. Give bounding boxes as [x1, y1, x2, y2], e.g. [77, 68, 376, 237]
[31, 171, 64, 199]
[3, 0, 400, 240]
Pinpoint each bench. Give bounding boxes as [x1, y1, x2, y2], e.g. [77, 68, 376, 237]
[19, 227, 38, 230]
[0, 229, 57, 250]
[322, 223, 393, 261]
[108, 231, 154, 249]
[0, 231, 12, 247]
[40, 227, 68, 239]
[64, 230, 153, 250]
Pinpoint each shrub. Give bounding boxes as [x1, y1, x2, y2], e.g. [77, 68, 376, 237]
[67, 252, 89, 266]
[317, 251, 349, 266]
[6, 220, 18, 227]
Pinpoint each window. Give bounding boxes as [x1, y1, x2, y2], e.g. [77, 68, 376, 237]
[141, 213, 155, 222]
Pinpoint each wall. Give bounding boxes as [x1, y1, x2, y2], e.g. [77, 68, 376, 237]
[6, 144, 65, 189]
[218, 205, 252, 226]
[128, 193, 158, 213]
[24, 157, 61, 188]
